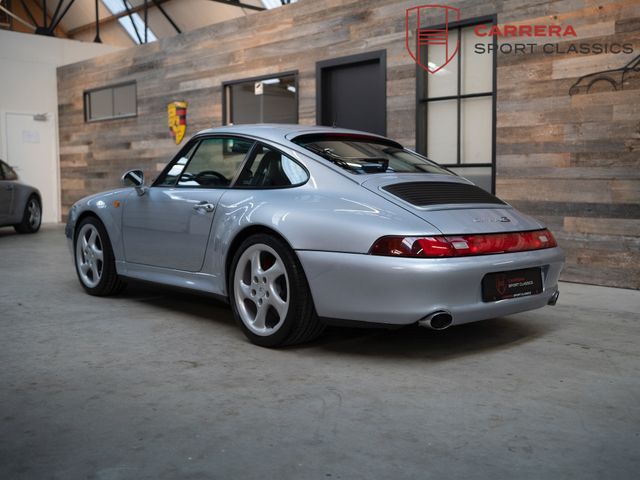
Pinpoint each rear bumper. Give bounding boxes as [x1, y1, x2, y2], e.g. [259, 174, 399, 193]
[297, 247, 565, 326]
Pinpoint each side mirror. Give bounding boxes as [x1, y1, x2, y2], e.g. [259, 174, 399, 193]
[121, 169, 147, 195]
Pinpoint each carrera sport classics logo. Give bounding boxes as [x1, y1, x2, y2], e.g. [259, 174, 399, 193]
[406, 4, 634, 74]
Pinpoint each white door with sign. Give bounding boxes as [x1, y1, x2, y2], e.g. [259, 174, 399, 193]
[3, 112, 58, 223]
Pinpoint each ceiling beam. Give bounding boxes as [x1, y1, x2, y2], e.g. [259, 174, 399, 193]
[66, 0, 169, 37]
[207, 0, 265, 12]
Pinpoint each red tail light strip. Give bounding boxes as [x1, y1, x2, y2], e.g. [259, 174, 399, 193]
[370, 229, 557, 258]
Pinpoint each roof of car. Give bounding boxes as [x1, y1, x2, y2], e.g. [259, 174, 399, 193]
[195, 124, 392, 144]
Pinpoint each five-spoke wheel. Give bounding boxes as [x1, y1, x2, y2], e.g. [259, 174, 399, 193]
[73, 216, 125, 296]
[14, 195, 41, 234]
[234, 243, 290, 336]
[76, 223, 104, 288]
[229, 234, 324, 347]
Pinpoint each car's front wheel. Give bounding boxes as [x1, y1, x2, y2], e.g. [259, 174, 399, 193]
[74, 216, 126, 296]
[229, 234, 324, 347]
[14, 195, 41, 234]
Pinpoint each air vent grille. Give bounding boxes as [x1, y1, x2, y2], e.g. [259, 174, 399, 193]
[382, 182, 505, 207]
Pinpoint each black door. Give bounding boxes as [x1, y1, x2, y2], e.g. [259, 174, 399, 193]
[317, 51, 386, 136]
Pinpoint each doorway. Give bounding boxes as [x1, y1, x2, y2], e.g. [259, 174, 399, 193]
[316, 50, 387, 136]
[2, 112, 58, 223]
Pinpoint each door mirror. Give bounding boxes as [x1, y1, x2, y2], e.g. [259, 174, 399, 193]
[121, 169, 147, 195]
[122, 169, 144, 187]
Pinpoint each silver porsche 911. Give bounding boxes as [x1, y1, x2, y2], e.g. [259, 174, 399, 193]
[65, 124, 564, 347]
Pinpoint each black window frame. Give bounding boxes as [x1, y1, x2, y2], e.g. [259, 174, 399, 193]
[83, 81, 138, 123]
[153, 135, 256, 189]
[222, 71, 299, 126]
[416, 15, 497, 193]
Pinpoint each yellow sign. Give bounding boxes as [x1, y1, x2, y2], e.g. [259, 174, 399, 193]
[168, 101, 187, 145]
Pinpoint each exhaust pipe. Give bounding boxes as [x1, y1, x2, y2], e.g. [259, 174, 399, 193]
[548, 290, 560, 306]
[418, 311, 453, 330]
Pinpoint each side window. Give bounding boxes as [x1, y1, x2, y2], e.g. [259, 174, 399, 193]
[236, 144, 308, 188]
[156, 137, 253, 188]
[0, 161, 17, 181]
[156, 142, 198, 187]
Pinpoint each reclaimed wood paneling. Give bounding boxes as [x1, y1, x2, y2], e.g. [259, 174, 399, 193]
[58, 0, 640, 289]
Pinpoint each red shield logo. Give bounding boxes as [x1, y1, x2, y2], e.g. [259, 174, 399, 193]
[405, 5, 461, 74]
[495, 274, 508, 296]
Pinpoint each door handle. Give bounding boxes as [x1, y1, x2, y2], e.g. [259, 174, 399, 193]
[5, 184, 13, 190]
[193, 201, 215, 213]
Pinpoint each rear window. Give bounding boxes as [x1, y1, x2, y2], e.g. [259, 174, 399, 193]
[292, 134, 452, 175]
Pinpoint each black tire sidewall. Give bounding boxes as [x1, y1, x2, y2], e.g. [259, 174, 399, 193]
[229, 234, 311, 347]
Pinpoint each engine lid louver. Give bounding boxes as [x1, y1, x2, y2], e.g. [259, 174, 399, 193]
[382, 181, 506, 207]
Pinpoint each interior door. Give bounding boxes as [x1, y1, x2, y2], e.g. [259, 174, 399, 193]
[122, 136, 254, 272]
[317, 51, 386, 135]
[4, 112, 57, 223]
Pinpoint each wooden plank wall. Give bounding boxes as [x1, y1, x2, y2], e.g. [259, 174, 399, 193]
[57, 0, 640, 289]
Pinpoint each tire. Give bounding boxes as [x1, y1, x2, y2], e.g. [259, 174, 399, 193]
[74, 216, 126, 296]
[14, 195, 41, 234]
[229, 234, 324, 347]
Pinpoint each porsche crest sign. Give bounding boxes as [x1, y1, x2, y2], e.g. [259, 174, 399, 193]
[168, 101, 187, 145]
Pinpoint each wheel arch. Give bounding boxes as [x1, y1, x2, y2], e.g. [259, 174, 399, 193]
[73, 210, 102, 241]
[224, 224, 297, 292]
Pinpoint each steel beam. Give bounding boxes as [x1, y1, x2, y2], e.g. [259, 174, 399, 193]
[67, 0, 169, 36]
[152, 0, 180, 34]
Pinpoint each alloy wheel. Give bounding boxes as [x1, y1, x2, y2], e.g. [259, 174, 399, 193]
[75, 224, 104, 288]
[233, 243, 290, 336]
[27, 199, 41, 230]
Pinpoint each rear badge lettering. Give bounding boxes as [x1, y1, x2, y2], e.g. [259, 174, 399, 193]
[473, 216, 512, 223]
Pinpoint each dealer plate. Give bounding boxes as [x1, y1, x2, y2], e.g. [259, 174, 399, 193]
[482, 267, 543, 302]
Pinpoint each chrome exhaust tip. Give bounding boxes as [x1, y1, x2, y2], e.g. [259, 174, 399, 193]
[418, 311, 453, 330]
[548, 290, 560, 306]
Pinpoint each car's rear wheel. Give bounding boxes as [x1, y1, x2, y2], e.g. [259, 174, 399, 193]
[229, 234, 324, 347]
[14, 195, 41, 234]
[74, 216, 126, 296]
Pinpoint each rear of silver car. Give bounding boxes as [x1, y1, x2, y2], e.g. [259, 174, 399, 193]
[297, 174, 564, 329]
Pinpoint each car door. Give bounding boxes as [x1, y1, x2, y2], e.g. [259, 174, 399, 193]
[122, 136, 254, 271]
[0, 161, 16, 223]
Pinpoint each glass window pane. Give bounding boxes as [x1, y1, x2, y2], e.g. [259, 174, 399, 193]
[424, 29, 459, 98]
[461, 26, 493, 94]
[448, 166, 492, 193]
[229, 75, 296, 124]
[113, 84, 136, 117]
[427, 99, 457, 164]
[236, 145, 308, 187]
[461, 96, 492, 164]
[89, 89, 112, 120]
[178, 137, 253, 187]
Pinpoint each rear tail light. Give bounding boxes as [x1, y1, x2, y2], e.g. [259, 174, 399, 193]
[370, 229, 557, 258]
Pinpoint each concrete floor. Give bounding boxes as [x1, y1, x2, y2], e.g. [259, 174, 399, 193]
[1, 225, 639, 480]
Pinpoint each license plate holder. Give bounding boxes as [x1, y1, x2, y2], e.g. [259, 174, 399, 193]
[482, 267, 543, 302]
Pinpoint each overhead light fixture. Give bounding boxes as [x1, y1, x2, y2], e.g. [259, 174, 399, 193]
[261, 78, 280, 85]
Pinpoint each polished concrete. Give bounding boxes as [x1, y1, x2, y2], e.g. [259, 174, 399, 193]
[1, 225, 639, 479]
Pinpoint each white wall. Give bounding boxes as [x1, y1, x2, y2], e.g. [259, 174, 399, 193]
[0, 30, 122, 223]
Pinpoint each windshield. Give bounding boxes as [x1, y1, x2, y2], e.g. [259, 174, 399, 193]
[292, 134, 452, 175]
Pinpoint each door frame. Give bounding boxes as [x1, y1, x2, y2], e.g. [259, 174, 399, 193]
[315, 49, 387, 135]
[0, 109, 60, 223]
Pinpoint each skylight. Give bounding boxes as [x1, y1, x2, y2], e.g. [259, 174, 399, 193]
[261, 0, 297, 9]
[102, 0, 157, 44]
